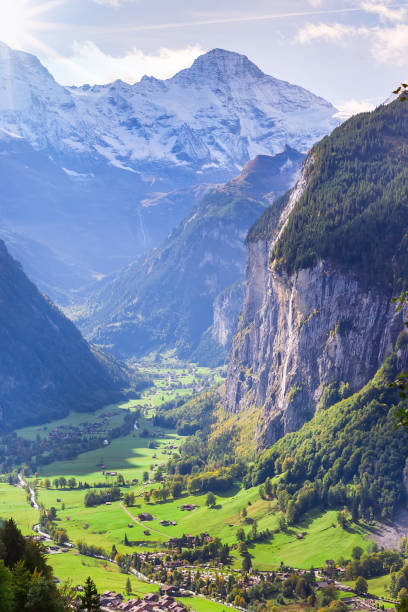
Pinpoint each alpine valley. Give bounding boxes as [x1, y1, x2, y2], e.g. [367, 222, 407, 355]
[1, 36, 408, 612]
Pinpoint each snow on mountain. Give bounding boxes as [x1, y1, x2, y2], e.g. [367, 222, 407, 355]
[0, 44, 338, 173]
[0, 43, 339, 299]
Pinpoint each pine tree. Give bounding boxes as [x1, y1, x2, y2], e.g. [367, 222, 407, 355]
[126, 577, 132, 596]
[242, 554, 252, 572]
[124, 533, 129, 546]
[80, 576, 101, 612]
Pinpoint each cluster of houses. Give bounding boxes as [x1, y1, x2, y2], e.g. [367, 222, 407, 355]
[100, 588, 188, 612]
[167, 533, 213, 549]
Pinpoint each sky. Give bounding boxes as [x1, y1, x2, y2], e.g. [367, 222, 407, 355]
[1, 0, 408, 116]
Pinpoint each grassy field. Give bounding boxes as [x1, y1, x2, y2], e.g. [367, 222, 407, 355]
[178, 596, 235, 612]
[50, 550, 158, 596]
[248, 509, 370, 570]
[0, 483, 38, 534]
[343, 574, 392, 599]
[34, 424, 182, 484]
[17, 401, 132, 441]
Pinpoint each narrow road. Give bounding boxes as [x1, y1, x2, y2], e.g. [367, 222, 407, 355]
[18, 472, 39, 510]
[120, 502, 171, 539]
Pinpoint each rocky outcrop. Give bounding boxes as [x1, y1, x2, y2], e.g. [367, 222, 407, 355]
[225, 163, 405, 448]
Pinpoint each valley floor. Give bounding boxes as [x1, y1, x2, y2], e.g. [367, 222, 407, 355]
[1, 363, 398, 609]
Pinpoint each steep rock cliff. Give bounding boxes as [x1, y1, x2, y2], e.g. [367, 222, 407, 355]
[226, 100, 408, 447]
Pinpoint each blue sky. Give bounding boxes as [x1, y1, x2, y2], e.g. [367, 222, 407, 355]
[2, 0, 408, 115]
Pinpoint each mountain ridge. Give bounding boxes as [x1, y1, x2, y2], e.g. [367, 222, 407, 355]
[0, 239, 132, 430]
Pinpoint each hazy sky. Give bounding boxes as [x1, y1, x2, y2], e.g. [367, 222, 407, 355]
[2, 0, 408, 115]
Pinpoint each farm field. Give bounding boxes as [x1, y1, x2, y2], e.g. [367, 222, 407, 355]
[34, 425, 182, 483]
[17, 401, 131, 442]
[50, 550, 158, 597]
[36, 473, 371, 569]
[177, 596, 236, 612]
[0, 482, 38, 534]
[343, 574, 392, 599]
[248, 509, 371, 570]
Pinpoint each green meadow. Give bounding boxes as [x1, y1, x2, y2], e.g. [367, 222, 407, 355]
[50, 550, 158, 596]
[0, 483, 38, 534]
[33, 420, 182, 484]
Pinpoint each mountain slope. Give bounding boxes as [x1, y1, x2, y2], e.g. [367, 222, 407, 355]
[0, 43, 337, 298]
[76, 148, 304, 361]
[225, 100, 408, 447]
[250, 349, 408, 522]
[0, 240, 129, 430]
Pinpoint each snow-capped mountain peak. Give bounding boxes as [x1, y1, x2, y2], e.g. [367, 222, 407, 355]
[0, 42, 338, 173]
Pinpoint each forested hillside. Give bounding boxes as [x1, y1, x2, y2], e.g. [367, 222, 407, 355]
[0, 241, 132, 430]
[226, 100, 408, 447]
[271, 100, 408, 288]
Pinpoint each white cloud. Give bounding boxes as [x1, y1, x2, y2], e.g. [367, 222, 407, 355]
[295, 19, 408, 66]
[334, 99, 376, 120]
[92, 0, 138, 6]
[295, 22, 367, 43]
[45, 42, 205, 85]
[371, 23, 408, 64]
[361, 0, 406, 22]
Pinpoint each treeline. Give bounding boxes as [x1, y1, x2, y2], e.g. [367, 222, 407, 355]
[40, 507, 69, 545]
[84, 486, 121, 507]
[153, 391, 217, 436]
[0, 518, 72, 611]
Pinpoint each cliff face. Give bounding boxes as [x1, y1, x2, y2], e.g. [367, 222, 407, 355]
[226, 247, 402, 447]
[225, 101, 408, 448]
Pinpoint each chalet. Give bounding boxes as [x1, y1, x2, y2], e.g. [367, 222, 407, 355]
[180, 504, 196, 511]
[144, 530, 150, 536]
[128, 523, 134, 528]
[317, 581, 333, 590]
[159, 585, 180, 597]
[144, 593, 158, 602]
[138, 513, 153, 521]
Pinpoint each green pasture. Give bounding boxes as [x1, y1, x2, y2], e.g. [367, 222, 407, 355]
[17, 401, 134, 441]
[51, 550, 157, 596]
[34, 426, 182, 484]
[343, 574, 392, 599]
[0, 483, 38, 534]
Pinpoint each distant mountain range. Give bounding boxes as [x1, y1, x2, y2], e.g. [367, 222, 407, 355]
[75, 147, 305, 364]
[0, 43, 338, 301]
